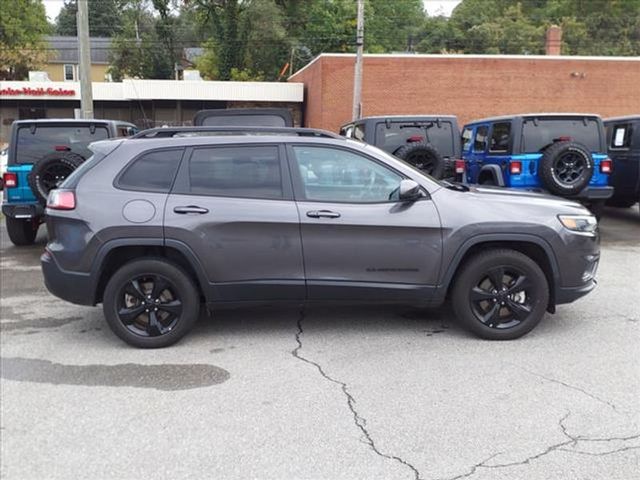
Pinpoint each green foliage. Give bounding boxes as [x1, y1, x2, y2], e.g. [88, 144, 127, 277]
[0, 0, 51, 80]
[55, 0, 122, 37]
[416, 0, 640, 56]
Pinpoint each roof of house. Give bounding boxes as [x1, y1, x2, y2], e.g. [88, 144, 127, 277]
[45, 36, 112, 64]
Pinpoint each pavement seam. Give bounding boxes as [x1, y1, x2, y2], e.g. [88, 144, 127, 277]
[439, 412, 640, 480]
[291, 310, 423, 480]
[512, 363, 620, 413]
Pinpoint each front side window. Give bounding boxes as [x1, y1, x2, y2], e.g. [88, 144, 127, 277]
[473, 126, 489, 152]
[64, 64, 75, 81]
[292, 146, 402, 203]
[118, 149, 183, 192]
[188, 146, 282, 199]
[490, 122, 511, 153]
[609, 124, 632, 149]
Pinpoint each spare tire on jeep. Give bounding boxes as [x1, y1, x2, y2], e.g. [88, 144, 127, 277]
[394, 142, 446, 179]
[539, 141, 593, 196]
[28, 152, 85, 204]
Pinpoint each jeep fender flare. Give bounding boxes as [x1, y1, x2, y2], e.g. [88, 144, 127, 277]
[478, 164, 505, 186]
[436, 233, 561, 303]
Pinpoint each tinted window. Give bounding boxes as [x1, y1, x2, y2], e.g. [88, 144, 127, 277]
[353, 124, 366, 141]
[292, 146, 402, 203]
[490, 122, 511, 153]
[609, 123, 633, 149]
[188, 146, 282, 199]
[15, 125, 109, 164]
[473, 126, 488, 152]
[461, 128, 473, 151]
[118, 149, 183, 192]
[201, 115, 286, 127]
[522, 118, 601, 152]
[375, 121, 454, 157]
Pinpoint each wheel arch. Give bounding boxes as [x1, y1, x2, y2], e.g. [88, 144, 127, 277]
[92, 239, 208, 304]
[478, 165, 506, 186]
[441, 234, 560, 312]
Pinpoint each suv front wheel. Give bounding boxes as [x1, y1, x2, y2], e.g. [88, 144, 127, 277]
[452, 249, 549, 340]
[103, 258, 200, 348]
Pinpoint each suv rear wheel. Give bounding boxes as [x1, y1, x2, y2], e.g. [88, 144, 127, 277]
[394, 142, 445, 178]
[5, 217, 39, 246]
[539, 141, 593, 195]
[452, 249, 549, 340]
[103, 258, 200, 348]
[28, 152, 85, 204]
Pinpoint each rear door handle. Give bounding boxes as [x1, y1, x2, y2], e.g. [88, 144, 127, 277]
[306, 210, 341, 219]
[173, 205, 209, 214]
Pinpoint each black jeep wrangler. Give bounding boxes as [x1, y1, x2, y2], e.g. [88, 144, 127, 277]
[339, 116, 462, 179]
[604, 115, 640, 213]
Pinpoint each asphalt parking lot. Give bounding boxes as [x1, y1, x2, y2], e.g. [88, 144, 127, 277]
[1, 207, 639, 480]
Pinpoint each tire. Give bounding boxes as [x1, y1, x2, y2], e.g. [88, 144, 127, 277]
[586, 200, 606, 221]
[539, 141, 593, 196]
[5, 216, 38, 246]
[102, 258, 200, 348]
[452, 249, 549, 340]
[28, 152, 85, 205]
[394, 142, 445, 179]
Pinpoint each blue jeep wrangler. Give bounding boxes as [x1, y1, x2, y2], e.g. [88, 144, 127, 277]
[2, 119, 136, 246]
[460, 114, 613, 212]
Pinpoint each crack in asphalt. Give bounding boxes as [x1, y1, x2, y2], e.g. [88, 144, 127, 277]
[291, 310, 423, 480]
[513, 364, 620, 413]
[440, 412, 640, 480]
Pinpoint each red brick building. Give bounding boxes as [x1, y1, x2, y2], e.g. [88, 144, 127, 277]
[289, 53, 640, 132]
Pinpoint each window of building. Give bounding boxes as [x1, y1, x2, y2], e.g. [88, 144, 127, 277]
[489, 122, 511, 153]
[118, 149, 183, 192]
[292, 146, 402, 203]
[188, 146, 283, 199]
[473, 126, 489, 152]
[63, 64, 76, 81]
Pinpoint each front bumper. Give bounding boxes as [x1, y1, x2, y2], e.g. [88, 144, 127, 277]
[2, 202, 44, 219]
[41, 250, 95, 306]
[556, 278, 597, 304]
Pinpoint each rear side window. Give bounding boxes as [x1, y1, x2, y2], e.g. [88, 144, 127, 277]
[473, 126, 488, 152]
[117, 149, 183, 192]
[15, 125, 109, 164]
[461, 128, 473, 151]
[187, 146, 282, 199]
[609, 123, 633, 149]
[489, 122, 511, 153]
[522, 118, 602, 152]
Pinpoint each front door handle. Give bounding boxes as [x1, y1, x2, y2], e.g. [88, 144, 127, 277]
[174, 205, 209, 214]
[306, 210, 341, 219]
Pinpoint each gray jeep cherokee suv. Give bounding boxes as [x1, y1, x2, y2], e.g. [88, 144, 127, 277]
[41, 128, 600, 348]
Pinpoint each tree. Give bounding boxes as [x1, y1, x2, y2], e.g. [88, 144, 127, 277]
[0, 0, 51, 80]
[55, 0, 122, 37]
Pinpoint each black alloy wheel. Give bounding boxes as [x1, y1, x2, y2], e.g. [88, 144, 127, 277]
[117, 274, 183, 337]
[552, 151, 586, 185]
[39, 163, 76, 192]
[469, 266, 533, 329]
[103, 258, 199, 348]
[452, 249, 549, 340]
[406, 151, 437, 173]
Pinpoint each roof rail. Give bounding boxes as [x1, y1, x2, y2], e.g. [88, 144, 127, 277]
[131, 126, 343, 140]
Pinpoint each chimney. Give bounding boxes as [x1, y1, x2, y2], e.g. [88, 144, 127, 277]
[545, 25, 562, 55]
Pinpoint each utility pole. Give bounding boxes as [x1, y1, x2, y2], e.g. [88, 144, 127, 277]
[352, 0, 364, 121]
[77, 0, 94, 119]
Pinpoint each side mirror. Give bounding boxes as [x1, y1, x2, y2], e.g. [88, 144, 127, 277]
[398, 179, 422, 201]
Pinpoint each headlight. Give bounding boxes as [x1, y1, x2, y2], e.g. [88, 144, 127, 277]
[558, 214, 598, 234]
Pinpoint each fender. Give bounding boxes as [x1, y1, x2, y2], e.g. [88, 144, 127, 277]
[479, 164, 506, 186]
[434, 232, 561, 303]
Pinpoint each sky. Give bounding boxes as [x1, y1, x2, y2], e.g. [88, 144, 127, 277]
[42, 0, 463, 22]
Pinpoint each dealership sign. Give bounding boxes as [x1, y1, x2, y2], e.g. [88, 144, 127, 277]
[0, 87, 76, 97]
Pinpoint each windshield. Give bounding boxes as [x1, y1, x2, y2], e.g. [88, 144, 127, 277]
[15, 125, 110, 164]
[521, 118, 602, 152]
